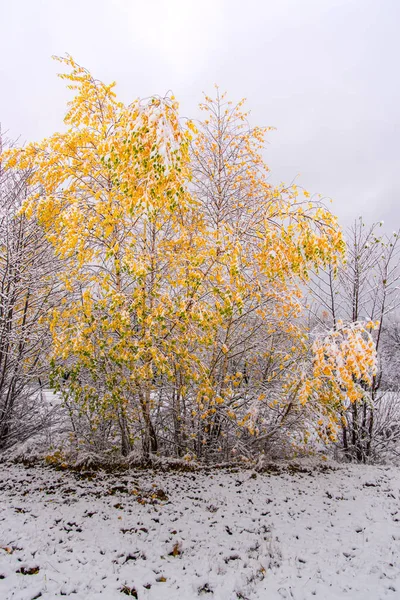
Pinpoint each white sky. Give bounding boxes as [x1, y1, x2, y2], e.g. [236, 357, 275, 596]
[1, 0, 399, 225]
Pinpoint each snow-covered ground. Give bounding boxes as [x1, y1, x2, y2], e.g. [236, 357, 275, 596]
[0, 461, 399, 600]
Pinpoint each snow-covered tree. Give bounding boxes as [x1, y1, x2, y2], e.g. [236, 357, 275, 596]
[0, 134, 61, 450]
[308, 218, 400, 461]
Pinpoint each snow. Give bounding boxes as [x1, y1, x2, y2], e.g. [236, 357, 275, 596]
[0, 461, 400, 599]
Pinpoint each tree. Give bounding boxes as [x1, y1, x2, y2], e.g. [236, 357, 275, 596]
[172, 90, 348, 459]
[4, 60, 363, 462]
[0, 133, 60, 450]
[308, 218, 400, 461]
[4, 56, 204, 457]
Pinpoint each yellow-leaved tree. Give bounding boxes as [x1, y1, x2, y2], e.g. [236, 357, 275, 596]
[4, 55, 204, 457]
[3, 59, 377, 460]
[185, 90, 374, 459]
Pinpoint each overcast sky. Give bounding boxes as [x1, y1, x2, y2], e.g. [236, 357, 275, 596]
[1, 0, 399, 226]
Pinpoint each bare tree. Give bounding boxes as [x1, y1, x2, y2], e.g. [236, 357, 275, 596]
[0, 134, 61, 451]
